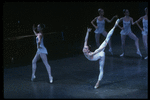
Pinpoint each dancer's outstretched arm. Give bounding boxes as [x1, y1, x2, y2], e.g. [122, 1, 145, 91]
[105, 15, 118, 23]
[135, 17, 144, 31]
[84, 28, 92, 47]
[33, 24, 38, 36]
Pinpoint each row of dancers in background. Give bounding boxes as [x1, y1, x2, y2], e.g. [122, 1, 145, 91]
[91, 7, 148, 59]
[31, 7, 148, 89]
[83, 7, 148, 89]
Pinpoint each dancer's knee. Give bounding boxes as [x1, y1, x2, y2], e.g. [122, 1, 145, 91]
[32, 59, 36, 64]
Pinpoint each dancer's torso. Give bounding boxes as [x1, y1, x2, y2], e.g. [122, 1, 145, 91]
[36, 35, 48, 54]
[143, 17, 148, 32]
[94, 17, 105, 34]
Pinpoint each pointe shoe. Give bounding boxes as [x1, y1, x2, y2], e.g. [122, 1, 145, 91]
[120, 53, 124, 57]
[31, 75, 36, 82]
[144, 56, 148, 59]
[49, 76, 53, 83]
[109, 48, 113, 55]
[115, 19, 120, 27]
[94, 84, 99, 89]
[136, 51, 142, 57]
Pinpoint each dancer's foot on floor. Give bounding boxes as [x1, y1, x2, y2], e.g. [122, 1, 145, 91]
[136, 51, 142, 57]
[120, 53, 124, 57]
[144, 56, 148, 59]
[94, 82, 100, 89]
[31, 75, 36, 82]
[49, 76, 53, 83]
[109, 48, 113, 55]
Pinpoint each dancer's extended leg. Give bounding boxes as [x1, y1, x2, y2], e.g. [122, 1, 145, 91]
[93, 19, 119, 54]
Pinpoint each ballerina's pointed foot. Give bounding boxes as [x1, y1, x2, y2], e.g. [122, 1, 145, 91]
[137, 51, 142, 57]
[115, 19, 120, 26]
[50, 76, 53, 83]
[109, 48, 113, 55]
[94, 84, 99, 89]
[31, 75, 36, 82]
[144, 56, 148, 59]
[120, 53, 124, 57]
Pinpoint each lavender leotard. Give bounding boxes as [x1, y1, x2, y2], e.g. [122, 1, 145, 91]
[94, 19, 105, 34]
[36, 36, 48, 54]
[142, 18, 148, 35]
[120, 19, 133, 35]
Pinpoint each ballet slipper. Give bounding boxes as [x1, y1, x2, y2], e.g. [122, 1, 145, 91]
[31, 75, 36, 82]
[136, 51, 142, 57]
[120, 53, 124, 57]
[49, 76, 53, 83]
[144, 56, 148, 59]
[109, 48, 113, 55]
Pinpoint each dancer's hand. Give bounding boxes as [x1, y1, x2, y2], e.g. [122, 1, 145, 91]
[87, 27, 92, 32]
[33, 24, 36, 31]
[114, 15, 118, 18]
[89, 52, 94, 57]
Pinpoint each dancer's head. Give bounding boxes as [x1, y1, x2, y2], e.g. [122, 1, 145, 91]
[37, 24, 45, 33]
[123, 9, 129, 16]
[145, 7, 148, 15]
[98, 8, 104, 16]
[83, 46, 90, 53]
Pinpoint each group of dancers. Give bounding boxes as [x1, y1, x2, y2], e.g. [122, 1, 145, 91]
[31, 7, 148, 89]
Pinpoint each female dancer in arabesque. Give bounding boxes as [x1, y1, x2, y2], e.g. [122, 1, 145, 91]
[31, 24, 53, 83]
[83, 19, 120, 89]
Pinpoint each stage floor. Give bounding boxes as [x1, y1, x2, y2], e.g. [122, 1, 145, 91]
[4, 50, 148, 99]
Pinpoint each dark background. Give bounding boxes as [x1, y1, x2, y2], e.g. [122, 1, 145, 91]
[3, 2, 148, 68]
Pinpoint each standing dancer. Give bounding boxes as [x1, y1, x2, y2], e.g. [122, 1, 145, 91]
[117, 9, 142, 57]
[31, 24, 53, 83]
[91, 8, 118, 55]
[83, 19, 120, 89]
[135, 7, 148, 59]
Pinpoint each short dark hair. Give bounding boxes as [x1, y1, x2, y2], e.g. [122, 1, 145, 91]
[145, 7, 148, 11]
[98, 8, 103, 12]
[39, 24, 45, 29]
[123, 9, 128, 13]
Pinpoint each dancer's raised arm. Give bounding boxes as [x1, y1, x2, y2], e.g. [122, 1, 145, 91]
[33, 24, 38, 36]
[105, 15, 118, 23]
[84, 28, 92, 47]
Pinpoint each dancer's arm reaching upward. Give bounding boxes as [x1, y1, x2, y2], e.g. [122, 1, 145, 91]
[84, 28, 92, 47]
[33, 24, 38, 36]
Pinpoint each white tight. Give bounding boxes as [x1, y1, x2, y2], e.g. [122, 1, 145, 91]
[32, 53, 52, 78]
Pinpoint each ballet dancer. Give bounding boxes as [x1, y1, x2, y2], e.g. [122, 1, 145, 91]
[117, 9, 142, 57]
[91, 8, 118, 55]
[31, 24, 53, 83]
[83, 19, 120, 89]
[135, 7, 148, 59]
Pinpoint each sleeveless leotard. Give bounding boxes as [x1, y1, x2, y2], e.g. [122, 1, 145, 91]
[94, 18, 105, 34]
[36, 36, 48, 54]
